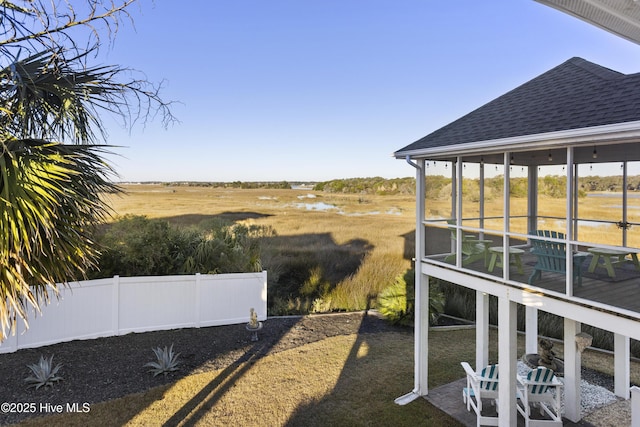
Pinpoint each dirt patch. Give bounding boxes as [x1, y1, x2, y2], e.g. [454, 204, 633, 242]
[0, 311, 407, 425]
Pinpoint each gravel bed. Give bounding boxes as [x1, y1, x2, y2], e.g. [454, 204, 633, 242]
[517, 361, 623, 423]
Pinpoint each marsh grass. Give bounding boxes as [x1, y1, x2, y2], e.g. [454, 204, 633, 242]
[105, 185, 417, 314]
[104, 184, 639, 315]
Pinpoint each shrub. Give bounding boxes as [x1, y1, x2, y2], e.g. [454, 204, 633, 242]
[91, 216, 274, 277]
[91, 215, 198, 277]
[377, 269, 444, 326]
[183, 222, 274, 274]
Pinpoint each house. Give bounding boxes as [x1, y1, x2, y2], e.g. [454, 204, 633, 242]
[393, 56, 640, 425]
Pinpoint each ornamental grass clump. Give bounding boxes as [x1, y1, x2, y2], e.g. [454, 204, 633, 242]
[144, 344, 181, 377]
[24, 355, 63, 389]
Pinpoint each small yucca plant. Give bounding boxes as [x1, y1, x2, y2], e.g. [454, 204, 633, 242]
[144, 344, 181, 377]
[24, 355, 63, 389]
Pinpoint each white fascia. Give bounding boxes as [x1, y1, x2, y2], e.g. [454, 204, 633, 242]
[395, 120, 640, 160]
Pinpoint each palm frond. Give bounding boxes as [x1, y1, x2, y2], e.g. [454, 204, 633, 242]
[0, 49, 132, 143]
[0, 138, 119, 337]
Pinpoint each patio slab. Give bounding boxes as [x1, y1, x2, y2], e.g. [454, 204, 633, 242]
[424, 378, 599, 426]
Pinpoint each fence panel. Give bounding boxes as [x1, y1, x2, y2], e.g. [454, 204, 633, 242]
[117, 275, 198, 334]
[0, 271, 267, 354]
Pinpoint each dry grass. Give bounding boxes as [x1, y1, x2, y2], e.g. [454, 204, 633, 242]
[16, 326, 640, 427]
[104, 185, 417, 312]
[17, 327, 464, 427]
[103, 184, 639, 313]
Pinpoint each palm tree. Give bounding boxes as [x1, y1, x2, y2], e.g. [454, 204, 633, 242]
[0, 2, 173, 339]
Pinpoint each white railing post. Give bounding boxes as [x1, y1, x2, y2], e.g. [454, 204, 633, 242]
[632, 386, 640, 427]
[112, 275, 120, 336]
[195, 273, 201, 327]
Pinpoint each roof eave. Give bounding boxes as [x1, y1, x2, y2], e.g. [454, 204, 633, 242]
[394, 120, 640, 160]
[535, 0, 640, 45]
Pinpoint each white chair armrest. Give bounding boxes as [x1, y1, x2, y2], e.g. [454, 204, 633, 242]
[461, 362, 476, 378]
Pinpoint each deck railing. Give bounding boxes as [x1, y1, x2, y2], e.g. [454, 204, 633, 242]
[422, 218, 640, 315]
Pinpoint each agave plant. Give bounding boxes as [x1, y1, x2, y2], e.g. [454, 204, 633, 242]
[144, 344, 181, 377]
[24, 355, 63, 389]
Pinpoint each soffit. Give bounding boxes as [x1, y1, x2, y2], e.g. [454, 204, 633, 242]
[535, 0, 640, 44]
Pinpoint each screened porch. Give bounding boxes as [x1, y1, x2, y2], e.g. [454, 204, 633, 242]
[420, 140, 640, 317]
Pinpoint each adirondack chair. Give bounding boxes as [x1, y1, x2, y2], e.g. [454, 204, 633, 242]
[528, 230, 588, 286]
[516, 367, 563, 426]
[444, 221, 491, 266]
[461, 362, 499, 427]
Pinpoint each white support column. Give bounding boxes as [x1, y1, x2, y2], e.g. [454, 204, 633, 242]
[573, 164, 579, 239]
[476, 291, 489, 370]
[525, 306, 538, 354]
[615, 333, 631, 399]
[528, 165, 538, 233]
[455, 157, 463, 268]
[564, 318, 582, 422]
[566, 147, 575, 296]
[416, 273, 430, 395]
[497, 295, 517, 426]
[479, 160, 485, 239]
[451, 160, 457, 221]
[631, 386, 640, 427]
[623, 161, 629, 247]
[503, 153, 510, 281]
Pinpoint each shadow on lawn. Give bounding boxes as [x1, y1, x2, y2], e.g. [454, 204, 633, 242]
[92, 318, 307, 427]
[160, 337, 284, 426]
[282, 307, 461, 427]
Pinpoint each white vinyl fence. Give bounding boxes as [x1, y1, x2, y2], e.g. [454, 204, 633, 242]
[0, 271, 267, 354]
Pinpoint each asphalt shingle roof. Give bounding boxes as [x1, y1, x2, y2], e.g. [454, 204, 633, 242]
[395, 57, 640, 155]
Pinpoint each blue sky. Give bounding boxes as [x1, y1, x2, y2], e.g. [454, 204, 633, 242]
[98, 1, 640, 182]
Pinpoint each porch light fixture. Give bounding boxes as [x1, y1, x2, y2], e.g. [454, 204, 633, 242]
[548, 152, 553, 162]
[592, 146, 598, 159]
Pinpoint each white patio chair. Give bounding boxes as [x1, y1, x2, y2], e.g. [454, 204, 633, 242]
[516, 366, 563, 426]
[461, 362, 499, 426]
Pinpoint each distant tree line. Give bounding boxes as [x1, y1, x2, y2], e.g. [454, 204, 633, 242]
[135, 175, 640, 197]
[313, 177, 416, 195]
[312, 175, 640, 198]
[160, 181, 295, 189]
